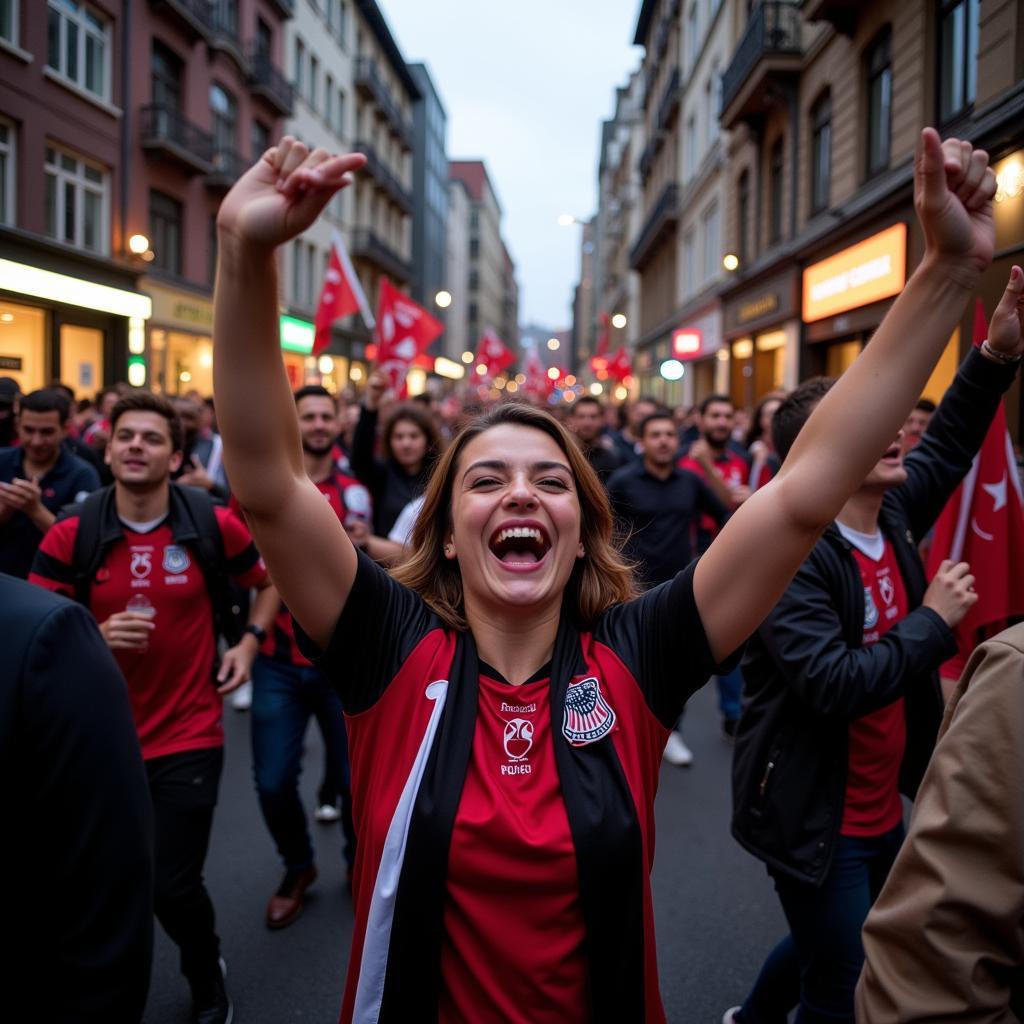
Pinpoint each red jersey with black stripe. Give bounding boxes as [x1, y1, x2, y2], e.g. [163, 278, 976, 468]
[301, 552, 731, 1024]
[30, 506, 266, 759]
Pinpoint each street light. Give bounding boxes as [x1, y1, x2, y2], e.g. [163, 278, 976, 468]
[557, 213, 578, 227]
[461, 350, 475, 364]
[611, 313, 627, 329]
[128, 233, 150, 255]
[723, 253, 740, 272]
[547, 337, 560, 351]
[435, 290, 452, 309]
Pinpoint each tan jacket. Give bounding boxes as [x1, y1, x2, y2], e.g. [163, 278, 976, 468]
[856, 622, 1024, 1023]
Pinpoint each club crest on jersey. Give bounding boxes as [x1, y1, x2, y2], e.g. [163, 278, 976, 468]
[879, 574, 895, 606]
[503, 718, 534, 761]
[562, 676, 616, 747]
[130, 550, 153, 579]
[162, 545, 191, 575]
[863, 586, 879, 629]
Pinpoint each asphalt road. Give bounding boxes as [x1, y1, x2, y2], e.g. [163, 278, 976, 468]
[144, 679, 787, 1024]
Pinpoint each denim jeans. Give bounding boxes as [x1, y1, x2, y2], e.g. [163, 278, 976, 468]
[251, 654, 355, 872]
[741, 824, 904, 1024]
[716, 664, 744, 723]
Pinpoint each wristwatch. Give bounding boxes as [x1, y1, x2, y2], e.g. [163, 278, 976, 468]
[244, 624, 267, 643]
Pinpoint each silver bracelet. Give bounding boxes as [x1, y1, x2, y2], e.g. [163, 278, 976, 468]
[981, 339, 1022, 364]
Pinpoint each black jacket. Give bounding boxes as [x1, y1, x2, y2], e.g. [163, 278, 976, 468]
[0, 574, 153, 1021]
[732, 348, 1019, 885]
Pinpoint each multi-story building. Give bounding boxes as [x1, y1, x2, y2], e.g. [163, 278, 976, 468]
[409, 63, 448, 328]
[131, 0, 293, 396]
[0, 0, 151, 396]
[571, 217, 596, 372]
[445, 174, 471, 361]
[500, 240, 519, 352]
[718, 0, 1024, 439]
[449, 159, 515, 351]
[627, 0, 732, 407]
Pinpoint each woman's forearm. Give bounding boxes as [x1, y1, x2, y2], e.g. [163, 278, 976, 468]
[213, 232, 303, 515]
[779, 255, 974, 528]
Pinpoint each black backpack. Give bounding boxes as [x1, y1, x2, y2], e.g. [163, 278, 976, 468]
[63, 483, 245, 646]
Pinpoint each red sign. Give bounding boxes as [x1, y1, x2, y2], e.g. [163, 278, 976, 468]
[672, 328, 703, 360]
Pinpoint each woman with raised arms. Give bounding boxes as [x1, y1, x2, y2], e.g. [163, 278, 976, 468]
[213, 130, 996, 1024]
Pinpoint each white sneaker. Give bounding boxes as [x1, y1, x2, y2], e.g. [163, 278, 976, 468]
[315, 803, 341, 823]
[663, 732, 694, 767]
[230, 681, 252, 711]
[722, 1009, 742, 1024]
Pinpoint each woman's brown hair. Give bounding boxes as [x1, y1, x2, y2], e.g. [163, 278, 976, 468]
[392, 402, 637, 631]
[383, 402, 440, 469]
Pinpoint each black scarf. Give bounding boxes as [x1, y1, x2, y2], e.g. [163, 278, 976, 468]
[377, 614, 646, 1022]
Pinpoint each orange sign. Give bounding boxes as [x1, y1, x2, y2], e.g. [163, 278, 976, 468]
[802, 224, 907, 323]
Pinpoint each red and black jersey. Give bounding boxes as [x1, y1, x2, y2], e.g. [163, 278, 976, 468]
[678, 447, 751, 551]
[30, 503, 266, 760]
[298, 552, 735, 1024]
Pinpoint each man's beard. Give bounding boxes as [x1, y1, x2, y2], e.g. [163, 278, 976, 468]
[302, 439, 334, 457]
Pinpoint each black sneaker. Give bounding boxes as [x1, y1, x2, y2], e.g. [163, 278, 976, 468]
[192, 957, 233, 1024]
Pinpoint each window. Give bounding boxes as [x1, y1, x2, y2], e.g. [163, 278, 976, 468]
[213, 0, 238, 36]
[210, 83, 237, 154]
[326, 73, 334, 127]
[255, 17, 271, 61]
[469, 269, 479, 291]
[291, 241, 303, 307]
[47, 1, 111, 100]
[294, 36, 305, 97]
[687, 4, 699, 67]
[684, 114, 697, 179]
[737, 170, 750, 263]
[0, 119, 14, 226]
[44, 144, 108, 254]
[683, 230, 695, 296]
[251, 119, 270, 160]
[151, 40, 182, 110]
[309, 54, 319, 112]
[939, 0, 979, 122]
[702, 201, 720, 282]
[338, 0, 348, 46]
[149, 190, 182, 276]
[1, 0, 17, 45]
[768, 137, 784, 243]
[469, 237, 480, 259]
[865, 28, 892, 176]
[337, 87, 346, 136]
[468, 301, 478, 325]
[704, 71, 718, 148]
[810, 91, 832, 214]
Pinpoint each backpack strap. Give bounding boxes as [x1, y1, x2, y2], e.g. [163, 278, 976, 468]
[65, 485, 119, 607]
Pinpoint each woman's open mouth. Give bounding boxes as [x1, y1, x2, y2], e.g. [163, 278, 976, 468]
[488, 522, 552, 570]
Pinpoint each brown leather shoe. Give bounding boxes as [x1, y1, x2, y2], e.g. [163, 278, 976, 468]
[266, 865, 318, 929]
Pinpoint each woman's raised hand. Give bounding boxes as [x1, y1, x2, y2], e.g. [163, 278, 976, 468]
[216, 138, 366, 251]
[915, 127, 997, 286]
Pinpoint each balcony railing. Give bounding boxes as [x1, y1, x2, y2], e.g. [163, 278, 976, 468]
[355, 58, 413, 149]
[149, 0, 213, 38]
[629, 183, 680, 270]
[140, 104, 213, 174]
[656, 66, 681, 132]
[350, 228, 412, 283]
[206, 146, 247, 191]
[248, 47, 293, 115]
[721, 1, 802, 122]
[354, 139, 413, 214]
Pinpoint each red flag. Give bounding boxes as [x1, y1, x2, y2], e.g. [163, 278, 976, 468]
[474, 329, 515, 380]
[521, 345, 552, 399]
[608, 345, 632, 383]
[314, 232, 374, 355]
[375, 277, 443, 398]
[596, 311, 610, 357]
[926, 299, 1024, 678]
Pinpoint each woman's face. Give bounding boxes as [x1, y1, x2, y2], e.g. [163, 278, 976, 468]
[390, 419, 428, 469]
[449, 424, 584, 618]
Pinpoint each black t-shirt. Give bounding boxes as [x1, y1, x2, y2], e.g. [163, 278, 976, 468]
[607, 460, 727, 588]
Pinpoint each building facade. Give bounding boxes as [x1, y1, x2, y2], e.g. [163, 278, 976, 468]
[445, 174, 471, 362]
[0, 0, 151, 397]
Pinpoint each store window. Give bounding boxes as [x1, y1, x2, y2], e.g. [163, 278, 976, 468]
[939, 0, 979, 123]
[768, 138, 784, 243]
[45, 144, 109, 255]
[0, 118, 14, 227]
[150, 328, 213, 397]
[810, 91, 832, 214]
[0, 301, 47, 393]
[149, 190, 182, 276]
[47, 0, 111, 101]
[865, 28, 892, 177]
[59, 324, 103, 398]
[1, 0, 18, 46]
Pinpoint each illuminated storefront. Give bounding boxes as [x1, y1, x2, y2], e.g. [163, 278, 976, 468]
[0, 256, 150, 397]
[145, 282, 215, 396]
[722, 266, 800, 411]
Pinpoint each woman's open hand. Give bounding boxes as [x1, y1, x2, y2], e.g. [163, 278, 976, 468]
[915, 127, 997, 287]
[216, 138, 366, 251]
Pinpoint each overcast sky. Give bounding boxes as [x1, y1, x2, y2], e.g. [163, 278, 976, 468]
[383, 0, 643, 332]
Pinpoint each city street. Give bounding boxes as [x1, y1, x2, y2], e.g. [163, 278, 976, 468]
[144, 679, 786, 1024]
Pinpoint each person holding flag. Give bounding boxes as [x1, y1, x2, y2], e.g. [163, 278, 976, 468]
[213, 131, 1002, 1024]
[727, 267, 1024, 1024]
[925, 294, 1024, 690]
